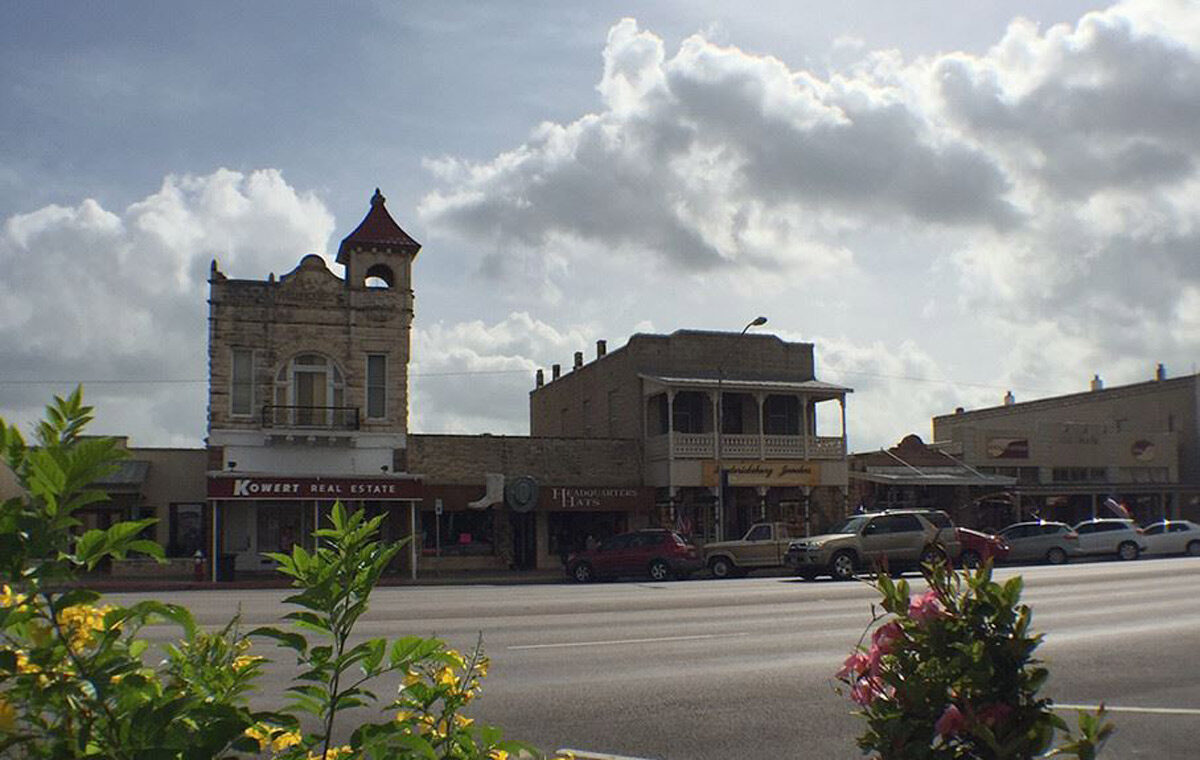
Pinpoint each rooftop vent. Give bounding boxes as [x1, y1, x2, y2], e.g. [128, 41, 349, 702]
[552, 364, 561, 381]
[1003, 391, 1015, 406]
[1091, 374, 1103, 391]
[597, 340, 607, 358]
[536, 369, 544, 388]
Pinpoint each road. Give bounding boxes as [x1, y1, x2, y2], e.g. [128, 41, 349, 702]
[116, 557, 1200, 759]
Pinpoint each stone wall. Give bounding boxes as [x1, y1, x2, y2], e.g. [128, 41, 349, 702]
[407, 434, 643, 486]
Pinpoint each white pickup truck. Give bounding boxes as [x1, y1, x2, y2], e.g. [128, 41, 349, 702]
[703, 522, 801, 578]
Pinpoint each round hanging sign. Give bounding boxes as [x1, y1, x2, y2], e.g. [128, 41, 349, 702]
[505, 476, 539, 513]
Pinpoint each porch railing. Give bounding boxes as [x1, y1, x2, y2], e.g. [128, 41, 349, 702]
[646, 432, 845, 460]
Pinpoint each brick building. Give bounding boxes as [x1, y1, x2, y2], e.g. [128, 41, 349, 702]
[932, 368, 1200, 526]
[529, 331, 853, 542]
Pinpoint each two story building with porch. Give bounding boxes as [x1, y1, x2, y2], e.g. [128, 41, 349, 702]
[529, 331, 852, 542]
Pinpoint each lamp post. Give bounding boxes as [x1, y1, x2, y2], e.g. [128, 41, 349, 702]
[715, 315, 767, 541]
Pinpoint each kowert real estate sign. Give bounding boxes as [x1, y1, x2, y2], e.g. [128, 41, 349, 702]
[208, 475, 422, 501]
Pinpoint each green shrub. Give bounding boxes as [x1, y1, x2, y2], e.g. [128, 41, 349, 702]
[836, 559, 1113, 760]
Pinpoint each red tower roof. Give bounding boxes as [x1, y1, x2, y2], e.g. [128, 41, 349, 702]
[337, 188, 421, 264]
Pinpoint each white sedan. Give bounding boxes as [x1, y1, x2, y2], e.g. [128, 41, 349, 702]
[1141, 520, 1200, 556]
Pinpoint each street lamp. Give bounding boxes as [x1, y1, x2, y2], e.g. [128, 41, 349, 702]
[715, 316, 768, 541]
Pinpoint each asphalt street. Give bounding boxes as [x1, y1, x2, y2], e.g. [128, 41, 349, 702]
[115, 557, 1200, 759]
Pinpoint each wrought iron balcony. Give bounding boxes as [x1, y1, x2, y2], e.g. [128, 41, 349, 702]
[261, 405, 360, 430]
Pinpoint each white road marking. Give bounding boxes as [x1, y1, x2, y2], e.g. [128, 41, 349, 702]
[1054, 703, 1200, 717]
[508, 631, 749, 650]
[557, 749, 658, 760]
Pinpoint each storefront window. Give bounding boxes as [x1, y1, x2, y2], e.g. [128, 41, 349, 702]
[169, 502, 204, 557]
[257, 503, 305, 554]
[420, 511, 495, 556]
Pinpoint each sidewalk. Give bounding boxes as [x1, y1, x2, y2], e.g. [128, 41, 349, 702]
[72, 568, 570, 593]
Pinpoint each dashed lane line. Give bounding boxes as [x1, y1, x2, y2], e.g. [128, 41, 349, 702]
[557, 749, 658, 760]
[508, 631, 750, 650]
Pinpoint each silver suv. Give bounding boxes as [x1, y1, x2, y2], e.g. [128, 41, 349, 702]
[785, 510, 961, 581]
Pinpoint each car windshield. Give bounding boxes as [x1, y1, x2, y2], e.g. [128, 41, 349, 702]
[829, 515, 871, 534]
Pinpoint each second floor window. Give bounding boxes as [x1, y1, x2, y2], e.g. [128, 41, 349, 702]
[366, 354, 387, 419]
[274, 353, 345, 426]
[231, 348, 254, 416]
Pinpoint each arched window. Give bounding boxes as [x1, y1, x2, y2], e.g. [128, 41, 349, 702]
[364, 263, 394, 288]
[273, 353, 347, 427]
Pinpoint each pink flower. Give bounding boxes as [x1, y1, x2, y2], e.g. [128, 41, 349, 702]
[977, 702, 1012, 728]
[850, 675, 887, 707]
[935, 704, 966, 737]
[908, 590, 947, 624]
[836, 651, 870, 681]
[871, 621, 903, 655]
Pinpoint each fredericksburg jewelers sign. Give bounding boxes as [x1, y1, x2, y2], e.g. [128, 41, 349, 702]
[208, 475, 423, 500]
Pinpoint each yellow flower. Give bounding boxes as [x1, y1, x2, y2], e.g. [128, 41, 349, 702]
[307, 746, 355, 760]
[0, 697, 17, 733]
[436, 666, 457, 687]
[232, 655, 262, 671]
[0, 585, 29, 609]
[270, 729, 302, 751]
[402, 670, 422, 688]
[475, 657, 490, 677]
[243, 723, 272, 750]
[453, 713, 474, 728]
[488, 751, 509, 760]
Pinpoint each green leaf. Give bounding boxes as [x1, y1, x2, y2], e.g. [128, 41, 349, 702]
[250, 626, 309, 655]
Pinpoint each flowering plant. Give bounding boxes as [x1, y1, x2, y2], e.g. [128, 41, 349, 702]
[1, 390, 564, 760]
[836, 559, 1113, 759]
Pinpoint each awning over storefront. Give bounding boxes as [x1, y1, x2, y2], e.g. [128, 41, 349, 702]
[94, 460, 150, 490]
[850, 471, 1016, 488]
[207, 474, 422, 500]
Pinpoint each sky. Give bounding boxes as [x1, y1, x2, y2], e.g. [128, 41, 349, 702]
[1, 0, 1198, 451]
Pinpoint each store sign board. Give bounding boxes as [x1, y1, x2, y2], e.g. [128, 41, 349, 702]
[208, 475, 422, 500]
[986, 438, 1029, 459]
[541, 486, 653, 511]
[701, 460, 820, 487]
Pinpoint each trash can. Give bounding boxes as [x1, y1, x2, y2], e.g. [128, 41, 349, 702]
[216, 554, 237, 582]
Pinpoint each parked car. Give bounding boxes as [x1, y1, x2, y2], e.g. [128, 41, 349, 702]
[785, 510, 960, 581]
[1072, 518, 1147, 560]
[997, 521, 1079, 565]
[956, 527, 1010, 568]
[565, 528, 703, 582]
[703, 522, 801, 578]
[1140, 520, 1200, 556]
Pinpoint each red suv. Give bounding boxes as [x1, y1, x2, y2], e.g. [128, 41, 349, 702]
[566, 529, 703, 582]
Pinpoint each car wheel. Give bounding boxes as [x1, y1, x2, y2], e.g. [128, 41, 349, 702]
[1117, 541, 1139, 561]
[571, 562, 594, 583]
[830, 551, 857, 581]
[960, 550, 982, 569]
[1188, 540, 1200, 557]
[709, 556, 735, 579]
[648, 559, 672, 581]
[1045, 547, 1067, 565]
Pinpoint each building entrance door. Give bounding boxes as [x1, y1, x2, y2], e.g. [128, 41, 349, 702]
[295, 369, 327, 426]
[510, 511, 537, 570]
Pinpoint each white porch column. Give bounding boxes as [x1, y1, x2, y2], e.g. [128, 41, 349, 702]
[801, 395, 810, 460]
[667, 391, 677, 462]
[755, 393, 766, 459]
[840, 396, 848, 455]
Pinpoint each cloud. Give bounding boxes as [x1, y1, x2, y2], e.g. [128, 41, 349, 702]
[0, 168, 334, 444]
[420, 1, 1200, 423]
[409, 312, 594, 434]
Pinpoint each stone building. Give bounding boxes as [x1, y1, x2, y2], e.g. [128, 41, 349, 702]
[529, 330, 853, 541]
[932, 367, 1200, 525]
[205, 190, 423, 578]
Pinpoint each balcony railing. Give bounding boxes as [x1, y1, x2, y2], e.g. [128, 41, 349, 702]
[646, 432, 845, 461]
[262, 405, 360, 430]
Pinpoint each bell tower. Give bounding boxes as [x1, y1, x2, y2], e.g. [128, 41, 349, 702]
[337, 188, 422, 294]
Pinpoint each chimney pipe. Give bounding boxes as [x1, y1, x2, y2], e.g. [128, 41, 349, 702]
[1091, 374, 1103, 391]
[574, 351, 583, 370]
[1156, 363, 1166, 381]
[552, 364, 561, 380]
[1003, 390, 1015, 406]
[597, 340, 607, 358]
[536, 369, 544, 388]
